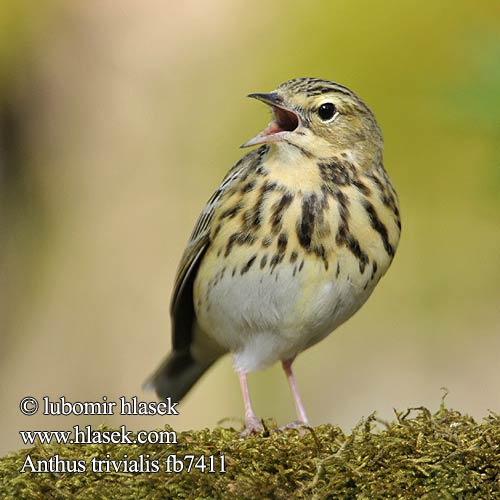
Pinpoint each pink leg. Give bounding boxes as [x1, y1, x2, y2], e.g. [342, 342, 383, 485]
[237, 369, 263, 435]
[282, 359, 309, 425]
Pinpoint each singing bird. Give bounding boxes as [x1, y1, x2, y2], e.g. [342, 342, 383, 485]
[147, 77, 401, 434]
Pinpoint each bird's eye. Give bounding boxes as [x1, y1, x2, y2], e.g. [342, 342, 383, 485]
[317, 102, 337, 122]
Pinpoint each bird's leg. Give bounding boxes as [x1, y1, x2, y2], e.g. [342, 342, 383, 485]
[237, 369, 264, 435]
[282, 358, 309, 427]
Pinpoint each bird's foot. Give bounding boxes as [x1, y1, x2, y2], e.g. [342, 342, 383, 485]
[240, 416, 264, 437]
[279, 420, 309, 434]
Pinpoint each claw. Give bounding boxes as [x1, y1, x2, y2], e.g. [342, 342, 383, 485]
[240, 416, 265, 437]
[278, 420, 308, 435]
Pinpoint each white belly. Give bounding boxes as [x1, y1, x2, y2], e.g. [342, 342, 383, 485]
[194, 251, 375, 372]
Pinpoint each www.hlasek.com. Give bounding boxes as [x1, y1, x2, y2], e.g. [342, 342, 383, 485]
[18, 396, 226, 474]
[19, 424, 176, 446]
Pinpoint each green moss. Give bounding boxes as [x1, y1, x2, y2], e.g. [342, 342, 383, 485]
[1, 407, 499, 499]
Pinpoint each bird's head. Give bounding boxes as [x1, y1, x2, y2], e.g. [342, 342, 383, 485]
[242, 77, 383, 169]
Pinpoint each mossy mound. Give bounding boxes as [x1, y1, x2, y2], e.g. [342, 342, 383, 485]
[1, 407, 499, 499]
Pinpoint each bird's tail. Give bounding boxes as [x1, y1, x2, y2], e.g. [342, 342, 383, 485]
[144, 351, 215, 402]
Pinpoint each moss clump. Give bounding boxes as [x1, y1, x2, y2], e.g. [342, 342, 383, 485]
[1, 407, 499, 499]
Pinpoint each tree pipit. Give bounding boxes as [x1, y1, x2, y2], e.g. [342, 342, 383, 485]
[147, 77, 401, 435]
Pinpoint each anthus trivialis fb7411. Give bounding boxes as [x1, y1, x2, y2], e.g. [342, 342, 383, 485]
[148, 77, 401, 434]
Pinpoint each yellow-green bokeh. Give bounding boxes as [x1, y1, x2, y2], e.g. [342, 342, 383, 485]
[1, 0, 499, 455]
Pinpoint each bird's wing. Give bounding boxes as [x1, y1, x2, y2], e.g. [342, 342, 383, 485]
[169, 164, 246, 351]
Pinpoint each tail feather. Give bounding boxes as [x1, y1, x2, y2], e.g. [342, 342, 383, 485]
[144, 351, 214, 402]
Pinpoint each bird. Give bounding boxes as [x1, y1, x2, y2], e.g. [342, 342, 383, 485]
[147, 77, 401, 435]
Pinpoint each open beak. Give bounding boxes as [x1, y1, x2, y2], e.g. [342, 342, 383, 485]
[241, 92, 300, 148]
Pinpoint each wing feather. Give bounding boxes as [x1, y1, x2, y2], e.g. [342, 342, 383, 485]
[169, 164, 246, 350]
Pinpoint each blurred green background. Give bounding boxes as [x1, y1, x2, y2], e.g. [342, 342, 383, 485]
[1, 1, 499, 455]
